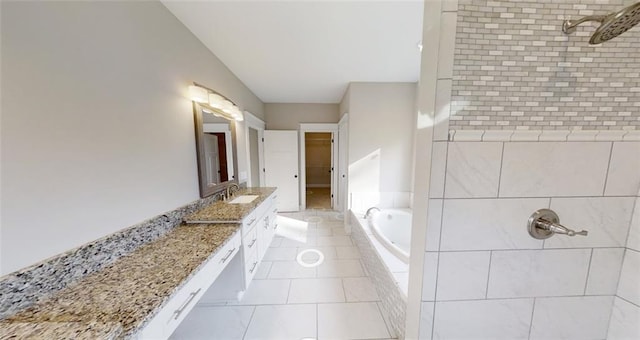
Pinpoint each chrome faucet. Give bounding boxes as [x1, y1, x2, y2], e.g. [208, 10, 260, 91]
[226, 183, 240, 199]
[528, 209, 589, 239]
[364, 207, 380, 218]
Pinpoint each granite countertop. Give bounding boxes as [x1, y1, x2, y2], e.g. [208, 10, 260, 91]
[1, 223, 240, 339]
[184, 187, 276, 223]
[0, 321, 122, 340]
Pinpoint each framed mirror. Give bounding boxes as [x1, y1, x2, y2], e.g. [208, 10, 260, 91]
[193, 101, 239, 198]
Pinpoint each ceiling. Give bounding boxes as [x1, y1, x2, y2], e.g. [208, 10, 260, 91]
[162, 1, 424, 104]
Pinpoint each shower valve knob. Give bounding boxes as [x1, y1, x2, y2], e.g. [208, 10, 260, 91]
[527, 209, 589, 240]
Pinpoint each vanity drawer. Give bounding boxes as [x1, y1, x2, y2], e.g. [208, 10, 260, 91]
[243, 246, 259, 288]
[242, 226, 258, 256]
[242, 210, 258, 234]
[138, 232, 241, 340]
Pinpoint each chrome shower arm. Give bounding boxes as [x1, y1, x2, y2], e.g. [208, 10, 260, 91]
[562, 15, 608, 34]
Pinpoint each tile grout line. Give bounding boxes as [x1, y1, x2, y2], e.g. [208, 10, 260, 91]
[601, 142, 615, 196]
[527, 298, 537, 340]
[583, 248, 595, 295]
[431, 139, 450, 340]
[484, 250, 493, 298]
[241, 305, 257, 340]
[496, 142, 505, 196]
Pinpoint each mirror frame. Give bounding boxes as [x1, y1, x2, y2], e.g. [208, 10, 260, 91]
[193, 101, 239, 198]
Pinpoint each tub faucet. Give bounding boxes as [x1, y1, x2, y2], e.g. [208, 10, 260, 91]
[364, 207, 380, 218]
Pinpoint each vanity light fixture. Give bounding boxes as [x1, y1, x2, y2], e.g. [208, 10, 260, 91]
[188, 85, 209, 103]
[188, 83, 244, 122]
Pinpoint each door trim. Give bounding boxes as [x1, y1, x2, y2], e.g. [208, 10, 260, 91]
[242, 111, 266, 187]
[299, 123, 339, 210]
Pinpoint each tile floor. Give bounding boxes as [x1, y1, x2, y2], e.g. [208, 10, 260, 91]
[305, 188, 332, 210]
[171, 209, 396, 340]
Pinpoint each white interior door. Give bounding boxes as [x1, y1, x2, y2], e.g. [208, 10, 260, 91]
[264, 130, 299, 212]
[338, 116, 348, 213]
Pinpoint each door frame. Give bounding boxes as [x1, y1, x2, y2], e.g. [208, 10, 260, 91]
[337, 114, 349, 214]
[299, 123, 339, 210]
[242, 111, 266, 187]
[203, 123, 234, 181]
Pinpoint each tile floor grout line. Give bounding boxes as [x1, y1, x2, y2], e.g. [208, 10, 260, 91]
[241, 305, 257, 340]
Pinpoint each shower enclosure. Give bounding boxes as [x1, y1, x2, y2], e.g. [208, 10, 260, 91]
[406, 0, 640, 339]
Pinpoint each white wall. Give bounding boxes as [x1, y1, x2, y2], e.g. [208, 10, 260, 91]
[344, 82, 416, 211]
[264, 103, 339, 130]
[0, 1, 264, 274]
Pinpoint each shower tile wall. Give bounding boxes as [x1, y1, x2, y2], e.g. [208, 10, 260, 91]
[418, 0, 640, 338]
[608, 195, 640, 338]
[442, 0, 640, 132]
[420, 140, 639, 339]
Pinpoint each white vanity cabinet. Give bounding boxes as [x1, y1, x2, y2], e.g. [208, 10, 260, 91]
[241, 190, 278, 288]
[137, 232, 241, 340]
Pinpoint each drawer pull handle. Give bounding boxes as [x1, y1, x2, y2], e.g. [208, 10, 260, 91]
[220, 248, 235, 263]
[274, 223, 278, 230]
[272, 195, 277, 200]
[273, 208, 278, 213]
[248, 218, 257, 225]
[173, 288, 202, 320]
[248, 238, 257, 248]
[249, 261, 258, 273]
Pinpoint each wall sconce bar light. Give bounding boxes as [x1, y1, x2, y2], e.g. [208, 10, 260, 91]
[188, 83, 244, 121]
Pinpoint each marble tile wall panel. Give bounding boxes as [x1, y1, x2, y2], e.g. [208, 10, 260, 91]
[544, 197, 636, 249]
[604, 142, 640, 196]
[607, 297, 640, 339]
[627, 197, 640, 252]
[432, 298, 533, 339]
[440, 198, 547, 251]
[444, 142, 502, 198]
[486, 249, 591, 298]
[499, 142, 611, 197]
[585, 248, 625, 296]
[530, 296, 614, 340]
[616, 249, 640, 306]
[435, 251, 490, 301]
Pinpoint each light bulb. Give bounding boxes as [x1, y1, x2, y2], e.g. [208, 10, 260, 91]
[208, 93, 225, 109]
[188, 85, 208, 103]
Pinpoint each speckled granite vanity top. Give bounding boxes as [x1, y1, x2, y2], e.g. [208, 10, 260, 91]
[0, 223, 240, 339]
[184, 187, 276, 222]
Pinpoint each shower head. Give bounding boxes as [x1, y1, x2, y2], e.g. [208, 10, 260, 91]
[562, 2, 640, 45]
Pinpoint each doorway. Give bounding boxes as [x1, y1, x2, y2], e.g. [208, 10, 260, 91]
[299, 123, 338, 211]
[304, 132, 332, 209]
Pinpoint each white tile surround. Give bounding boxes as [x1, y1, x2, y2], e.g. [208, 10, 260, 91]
[420, 140, 639, 339]
[172, 210, 396, 340]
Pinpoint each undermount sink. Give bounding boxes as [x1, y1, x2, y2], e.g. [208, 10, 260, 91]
[228, 195, 259, 204]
